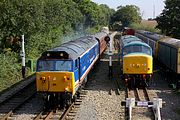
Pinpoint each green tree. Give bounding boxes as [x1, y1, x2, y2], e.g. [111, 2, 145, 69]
[156, 0, 180, 38]
[111, 5, 141, 27]
[73, 0, 114, 30]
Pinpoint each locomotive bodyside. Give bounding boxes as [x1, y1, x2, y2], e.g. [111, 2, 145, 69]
[94, 31, 109, 54]
[135, 30, 165, 57]
[158, 38, 180, 73]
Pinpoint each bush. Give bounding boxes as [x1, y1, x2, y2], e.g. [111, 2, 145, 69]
[130, 22, 160, 33]
[0, 52, 22, 91]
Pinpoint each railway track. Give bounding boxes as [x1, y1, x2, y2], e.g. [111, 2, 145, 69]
[108, 33, 121, 96]
[34, 91, 86, 120]
[0, 75, 36, 120]
[124, 87, 156, 120]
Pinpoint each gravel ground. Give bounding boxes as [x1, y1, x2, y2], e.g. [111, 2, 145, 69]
[150, 70, 180, 120]
[10, 94, 44, 120]
[74, 60, 125, 120]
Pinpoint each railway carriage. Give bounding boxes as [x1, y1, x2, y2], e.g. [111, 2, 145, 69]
[157, 38, 180, 73]
[135, 30, 180, 88]
[135, 30, 165, 57]
[122, 27, 135, 35]
[36, 31, 109, 109]
[121, 35, 153, 88]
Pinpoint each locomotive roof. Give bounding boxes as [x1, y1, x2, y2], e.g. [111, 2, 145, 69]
[45, 36, 98, 60]
[160, 37, 180, 49]
[121, 35, 141, 45]
[136, 30, 165, 41]
[123, 41, 151, 49]
[94, 31, 107, 40]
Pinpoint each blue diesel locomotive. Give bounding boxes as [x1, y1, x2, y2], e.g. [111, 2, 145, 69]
[36, 31, 109, 109]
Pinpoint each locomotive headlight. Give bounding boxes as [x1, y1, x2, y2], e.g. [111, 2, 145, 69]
[143, 75, 146, 79]
[64, 76, 68, 82]
[144, 63, 146, 66]
[47, 53, 50, 56]
[60, 53, 63, 56]
[40, 77, 46, 80]
[65, 86, 70, 91]
[40, 77, 46, 83]
[129, 64, 132, 67]
[137, 64, 140, 67]
[64, 76, 70, 82]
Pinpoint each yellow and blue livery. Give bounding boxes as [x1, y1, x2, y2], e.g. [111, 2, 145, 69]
[36, 31, 109, 109]
[121, 35, 153, 88]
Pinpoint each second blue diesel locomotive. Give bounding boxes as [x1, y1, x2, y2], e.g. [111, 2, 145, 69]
[120, 35, 153, 88]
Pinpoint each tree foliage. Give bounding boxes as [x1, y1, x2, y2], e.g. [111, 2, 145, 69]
[156, 0, 180, 38]
[0, 0, 113, 54]
[0, 0, 113, 90]
[73, 0, 114, 29]
[110, 5, 141, 27]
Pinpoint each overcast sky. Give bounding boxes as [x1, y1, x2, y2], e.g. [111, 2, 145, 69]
[92, 0, 165, 19]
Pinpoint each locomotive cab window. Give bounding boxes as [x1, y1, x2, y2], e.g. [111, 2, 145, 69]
[37, 60, 72, 71]
[123, 45, 152, 56]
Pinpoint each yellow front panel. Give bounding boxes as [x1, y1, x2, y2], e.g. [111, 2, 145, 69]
[36, 72, 75, 95]
[123, 54, 153, 74]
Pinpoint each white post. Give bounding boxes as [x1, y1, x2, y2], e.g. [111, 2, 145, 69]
[108, 33, 113, 77]
[153, 98, 162, 120]
[126, 98, 135, 120]
[21, 35, 25, 78]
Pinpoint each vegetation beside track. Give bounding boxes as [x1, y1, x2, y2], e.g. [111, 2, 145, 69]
[129, 20, 160, 33]
[0, 0, 114, 91]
